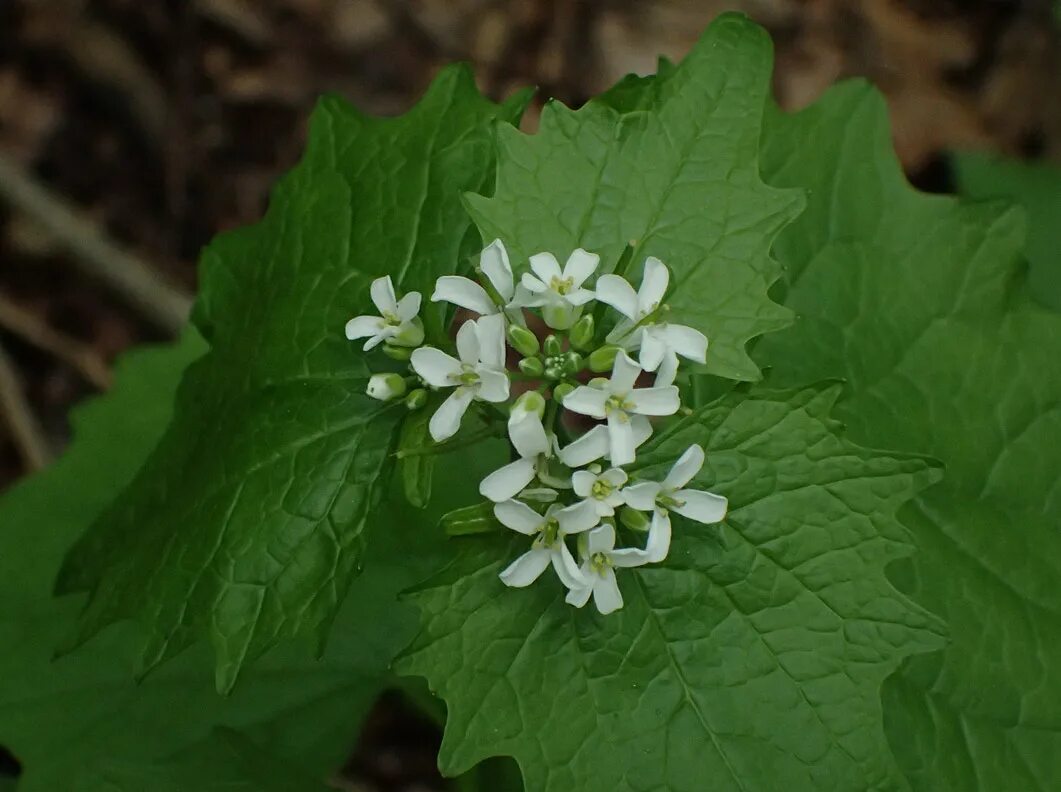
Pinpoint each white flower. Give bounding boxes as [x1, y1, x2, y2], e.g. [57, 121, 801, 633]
[410, 314, 509, 442]
[565, 524, 648, 614]
[366, 373, 406, 401]
[561, 352, 680, 466]
[557, 414, 653, 468]
[520, 249, 598, 330]
[496, 499, 598, 590]
[622, 444, 727, 562]
[431, 239, 530, 324]
[480, 392, 555, 502]
[596, 257, 707, 386]
[571, 465, 627, 517]
[345, 275, 424, 351]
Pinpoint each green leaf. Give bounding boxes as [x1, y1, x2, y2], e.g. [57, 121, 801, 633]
[0, 333, 506, 790]
[953, 151, 1061, 310]
[398, 385, 944, 791]
[56, 65, 526, 692]
[465, 14, 804, 381]
[758, 82, 1061, 789]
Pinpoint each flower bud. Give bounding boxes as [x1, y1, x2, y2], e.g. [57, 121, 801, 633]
[367, 373, 407, 401]
[519, 357, 544, 377]
[543, 302, 580, 331]
[513, 390, 547, 418]
[553, 383, 574, 404]
[404, 388, 427, 409]
[564, 351, 583, 373]
[382, 343, 413, 361]
[544, 365, 564, 381]
[543, 334, 562, 357]
[507, 324, 540, 357]
[589, 344, 620, 372]
[391, 317, 425, 347]
[619, 506, 650, 533]
[569, 315, 595, 350]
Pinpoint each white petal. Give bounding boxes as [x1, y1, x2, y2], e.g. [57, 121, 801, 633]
[563, 248, 600, 286]
[521, 273, 548, 294]
[638, 326, 669, 372]
[480, 459, 538, 503]
[410, 347, 460, 387]
[571, 470, 596, 497]
[476, 367, 510, 402]
[557, 499, 599, 534]
[663, 323, 708, 363]
[455, 320, 480, 364]
[601, 468, 628, 487]
[551, 544, 587, 590]
[654, 352, 679, 387]
[645, 509, 671, 563]
[432, 276, 496, 315]
[607, 412, 636, 467]
[628, 386, 680, 416]
[673, 489, 728, 524]
[609, 547, 650, 568]
[499, 548, 552, 587]
[396, 291, 422, 322]
[586, 524, 616, 554]
[593, 499, 616, 517]
[610, 352, 642, 395]
[510, 284, 545, 309]
[562, 386, 608, 419]
[663, 444, 705, 489]
[637, 257, 669, 314]
[475, 313, 506, 369]
[428, 387, 474, 441]
[345, 315, 385, 341]
[631, 414, 654, 450]
[362, 331, 390, 352]
[622, 481, 662, 511]
[370, 275, 399, 315]
[558, 425, 610, 467]
[594, 275, 640, 320]
[508, 408, 550, 459]
[480, 239, 514, 301]
[494, 498, 544, 534]
[529, 251, 563, 283]
[565, 288, 596, 307]
[565, 580, 593, 608]
[592, 568, 623, 614]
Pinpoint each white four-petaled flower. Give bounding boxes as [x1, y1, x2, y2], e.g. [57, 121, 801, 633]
[565, 524, 648, 614]
[496, 499, 598, 590]
[432, 239, 530, 325]
[345, 275, 424, 351]
[480, 392, 557, 503]
[562, 352, 680, 466]
[520, 249, 598, 330]
[571, 464, 627, 517]
[596, 257, 707, 385]
[410, 315, 509, 442]
[622, 444, 728, 562]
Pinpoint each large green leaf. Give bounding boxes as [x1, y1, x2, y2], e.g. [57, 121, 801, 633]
[399, 385, 944, 791]
[55, 66, 527, 692]
[953, 151, 1061, 310]
[465, 14, 804, 382]
[758, 83, 1061, 790]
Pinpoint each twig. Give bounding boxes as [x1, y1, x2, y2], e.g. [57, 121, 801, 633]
[0, 153, 192, 336]
[0, 293, 112, 390]
[0, 340, 51, 471]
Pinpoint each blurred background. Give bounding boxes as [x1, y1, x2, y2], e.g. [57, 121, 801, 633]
[0, 1, 1059, 789]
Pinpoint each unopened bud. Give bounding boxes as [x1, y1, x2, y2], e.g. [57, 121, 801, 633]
[392, 317, 425, 347]
[519, 357, 544, 377]
[619, 506, 650, 533]
[513, 390, 546, 418]
[564, 351, 583, 373]
[589, 344, 620, 372]
[367, 373, 406, 401]
[507, 324, 540, 357]
[543, 334, 562, 357]
[544, 365, 563, 381]
[553, 383, 575, 404]
[404, 388, 428, 409]
[382, 343, 413, 361]
[570, 315, 595, 350]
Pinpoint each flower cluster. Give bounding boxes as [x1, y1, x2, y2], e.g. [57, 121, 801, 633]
[346, 241, 727, 614]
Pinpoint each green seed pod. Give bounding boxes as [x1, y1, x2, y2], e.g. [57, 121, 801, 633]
[569, 315, 595, 350]
[507, 324, 540, 357]
[382, 343, 413, 361]
[543, 334, 562, 357]
[519, 357, 545, 377]
[588, 344, 620, 372]
[553, 382, 575, 403]
[404, 388, 428, 410]
[564, 351, 583, 373]
[619, 506, 650, 533]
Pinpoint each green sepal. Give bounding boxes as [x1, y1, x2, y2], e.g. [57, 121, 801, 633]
[507, 325, 540, 357]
